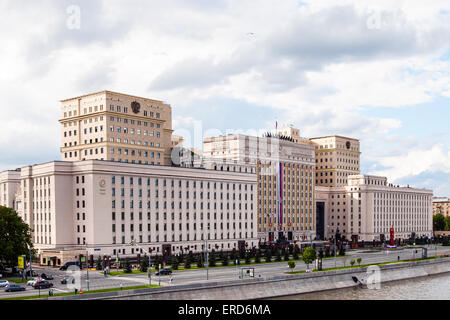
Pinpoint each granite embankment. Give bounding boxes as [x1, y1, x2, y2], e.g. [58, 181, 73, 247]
[54, 257, 450, 300]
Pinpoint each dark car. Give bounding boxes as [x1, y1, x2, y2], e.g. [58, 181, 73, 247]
[61, 275, 75, 284]
[40, 273, 54, 280]
[33, 280, 53, 289]
[59, 261, 81, 271]
[155, 268, 172, 276]
[5, 284, 26, 292]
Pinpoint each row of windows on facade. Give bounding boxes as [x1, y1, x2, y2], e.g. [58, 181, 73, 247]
[111, 200, 253, 211]
[212, 165, 255, 173]
[108, 232, 254, 246]
[110, 148, 160, 158]
[110, 159, 161, 165]
[316, 157, 359, 165]
[316, 165, 358, 171]
[108, 139, 161, 147]
[105, 221, 252, 233]
[259, 217, 313, 224]
[111, 176, 254, 191]
[110, 188, 252, 201]
[108, 104, 161, 119]
[109, 116, 161, 128]
[108, 211, 253, 222]
[374, 193, 431, 200]
[110, 125, 161, 138]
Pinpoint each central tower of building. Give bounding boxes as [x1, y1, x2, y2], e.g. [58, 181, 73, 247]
[59, 91, 173, 166]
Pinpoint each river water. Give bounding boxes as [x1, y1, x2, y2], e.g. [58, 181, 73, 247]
[274, 273, 450, 300]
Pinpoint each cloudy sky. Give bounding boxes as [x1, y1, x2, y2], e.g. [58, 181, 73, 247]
[1, 0, 450, 196]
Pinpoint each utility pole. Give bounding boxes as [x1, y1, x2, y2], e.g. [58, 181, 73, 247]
[205, 233, 209, 281]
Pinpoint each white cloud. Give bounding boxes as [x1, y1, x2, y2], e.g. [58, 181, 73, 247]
[0, 0, 450, 196]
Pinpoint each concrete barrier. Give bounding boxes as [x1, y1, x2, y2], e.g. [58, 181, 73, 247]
[53, 257, 450, 300]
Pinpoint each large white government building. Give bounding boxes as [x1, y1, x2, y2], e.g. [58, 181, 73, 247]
[0, 160, 257, 266]
[0, 92, 435, 265]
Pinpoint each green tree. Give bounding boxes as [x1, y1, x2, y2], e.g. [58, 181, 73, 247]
[222, 254, 229, 266]
[356, 257, 362, 266]
[293, 246, 299, 260]
[245, 252, 251, 264]
[445, 216, 450, 231]
[140, 256, 149, 272]
[350, 259, 355, 267]
[95, 256, 103, 270]
[184, 255, 192, 269]
[265, 249, 272, 263]
[302, 247, 317, 270]
[288, 261, 296, 273]
[254, 250, 261, 263]
[197, 255, 204, 268]
[172, 259, 179, 270]
[275, 249, 282, 262]
[124, 259, 132, 273]
[0, 206, 33, 268]
[209, 250, 216, 267]
[433, 214, 445, 231]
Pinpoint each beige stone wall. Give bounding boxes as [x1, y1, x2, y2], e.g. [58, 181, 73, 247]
[310, 136, 361, 188]
[60, 91, 173, 166]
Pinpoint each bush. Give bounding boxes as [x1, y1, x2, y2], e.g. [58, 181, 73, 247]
[209, 251, 216, 267]
[284, 251, 290, 261]
[245, 253, 251, 264]
[255, 251, 261, 263]
[95, 256, 103, 270]
[350, 259, 355, 267]
[184, 255, 191, 269]
[140, 257, 149, 272]
[265, 250, 272, 263]
[197, 256, 204, 268]
[288, 261, 296, 272]
[357, 257, 362, 266]
[222, 255, 229, 266]
[172, 260, 179, 270]
[275, 250, 282, 262]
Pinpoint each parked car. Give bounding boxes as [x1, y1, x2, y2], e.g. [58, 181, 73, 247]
[61, 275, 75, 284]
[59, 261, 81, 271]
[40, 273, 53, 280]
[155, 268, 172, 276]
[27, 278, 39, 286]
[5, 284, 26, 292]
[0, 280, 9, 288]
[33, 280, 53, 289]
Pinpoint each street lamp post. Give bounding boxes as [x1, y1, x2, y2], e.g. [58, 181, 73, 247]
[85, 246, 90, 291]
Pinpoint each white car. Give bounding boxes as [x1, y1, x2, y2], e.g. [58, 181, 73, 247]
[27, 278, 39, 286]
[0, 280, 9, 288]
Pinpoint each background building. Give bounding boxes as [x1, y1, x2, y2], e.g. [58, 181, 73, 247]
[315, 175, 433, 241]
[433, 197, 450, 217]
[60, 91, 174, 166]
